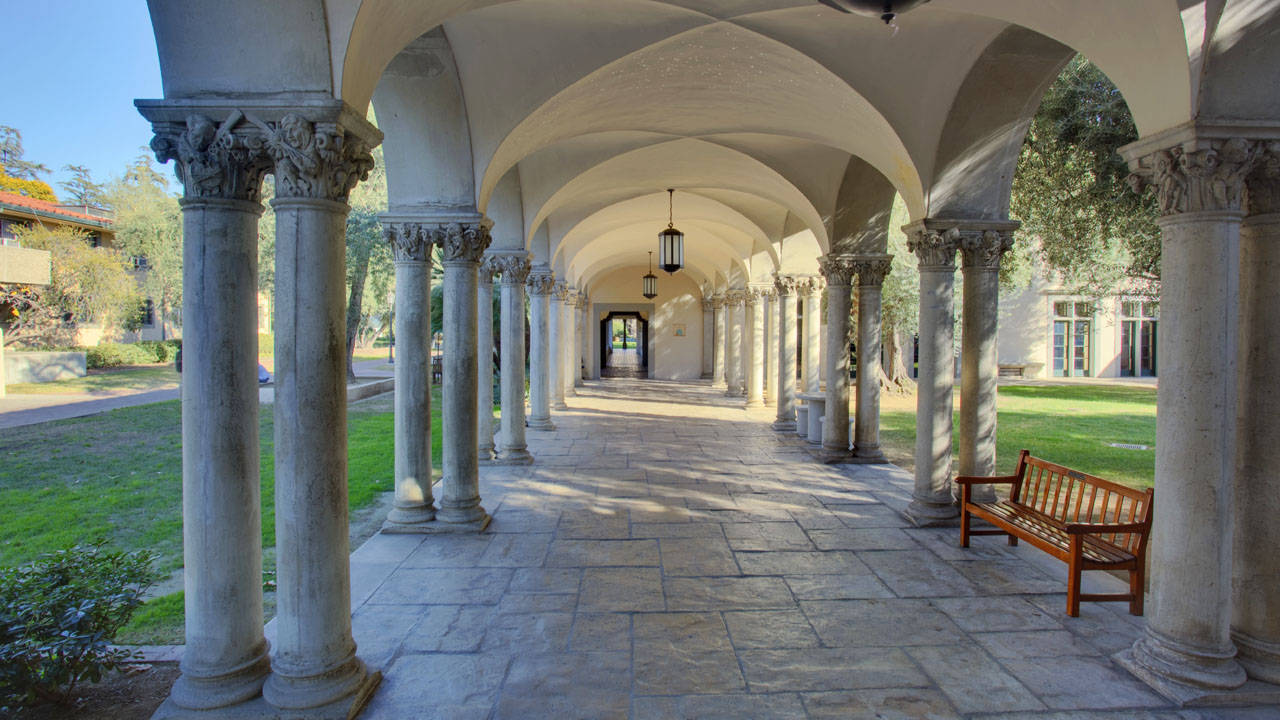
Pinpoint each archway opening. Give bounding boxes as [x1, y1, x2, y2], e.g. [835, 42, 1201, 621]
[600, 311, 649, 379]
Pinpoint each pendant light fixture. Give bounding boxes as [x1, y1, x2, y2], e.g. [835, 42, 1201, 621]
[817, 0, 930, 24]
[658, 188, 684, 274]
[642, 251, 658, 299]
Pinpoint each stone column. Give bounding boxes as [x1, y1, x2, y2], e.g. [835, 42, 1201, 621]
[712, 295, 727, 387]
[476, 257, 497, 462]
[436, 222, 493, 528]
[701, 298, 714, 379]
[772, 276, 800, 431]
[491, 253, 533, 464]
[550, 283, 567, 410]
[904, 224, 961, 526]
[575, 294, 587, 387]
[818, 257, 855, 463]
[746, 287, 766, 407]
[262, 113, 377, 710]
[724, 291, 742, 397]
[384, 222, 437, 529]
[766, 290, 779, 405]
[526, 269, 556, 430]
[736, 292, 750, 396]
[958, 226, 1017, 500]
[802, 277, 823, 394]
[145, 113, 272, 710]
[1234, 144, 1280, 684]
[562, 287, 576, 398]
[853, 255, 892, 463]
[1118, 136, 1256, 699]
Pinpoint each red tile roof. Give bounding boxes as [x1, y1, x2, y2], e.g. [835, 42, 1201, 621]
[0, 191, 113, 227]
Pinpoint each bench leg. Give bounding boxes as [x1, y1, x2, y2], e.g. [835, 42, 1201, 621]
[1007, 533, 1018, 547]
[1129, 566, 1144, 616]
[960, 508, 970, 548]
[1066, 536, 1083, 617]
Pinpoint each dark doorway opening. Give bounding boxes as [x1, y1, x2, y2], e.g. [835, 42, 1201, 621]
[600, 311, 649, 379]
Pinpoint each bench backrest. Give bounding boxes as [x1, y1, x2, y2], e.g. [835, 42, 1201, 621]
[1009, 450, 1154, 555]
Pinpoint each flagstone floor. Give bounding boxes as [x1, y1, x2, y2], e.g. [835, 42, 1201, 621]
[347, 379, 1276, 720]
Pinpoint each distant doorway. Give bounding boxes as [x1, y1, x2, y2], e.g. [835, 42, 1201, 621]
[600, 312, 649, 379]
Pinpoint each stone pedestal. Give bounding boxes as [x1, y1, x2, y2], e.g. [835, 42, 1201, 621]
[746, 288, 765, 407]
[772, 276, 799, 431]
[701, 298, 714, 379]
[904, 224, 960, 526]
[853, 256, 892, 463]
[802, 278, 823, 395]
[436, 223, 492, 529]
[494, 254, 534, 464]
[526, 270, 556, 430]
[1116, 137, 1254, 702]
[818, 257, 854, 463]
[711, 295, 727, 387]
[384, 223, 437, 529]
[958, 226, 1016, 500]
[799, 392, 825, 445]
[476, 259, 496, 462]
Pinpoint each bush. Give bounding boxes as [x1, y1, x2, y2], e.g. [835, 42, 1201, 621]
[83, 340, 182, 368]
[135, 340, 181, 363]
[0, 543, 158, 711]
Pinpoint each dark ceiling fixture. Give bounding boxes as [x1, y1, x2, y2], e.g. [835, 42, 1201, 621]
[817, 0, 930, 24]
[642, 251, 658, 299]
[658, 188, 684, 274]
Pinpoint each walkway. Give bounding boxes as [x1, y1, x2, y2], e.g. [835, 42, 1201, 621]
[602, 348, 647, 379]
[337, 379, 1245, 719]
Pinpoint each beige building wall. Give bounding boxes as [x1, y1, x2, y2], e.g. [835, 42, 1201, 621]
[587, 266, 704, 381]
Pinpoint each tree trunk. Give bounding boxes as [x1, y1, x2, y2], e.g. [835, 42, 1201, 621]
[344, 249, 372, 380]
[881, 323, 916, 393]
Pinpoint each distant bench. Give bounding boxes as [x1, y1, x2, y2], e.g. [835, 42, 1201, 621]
[957, 450, 1154, 617]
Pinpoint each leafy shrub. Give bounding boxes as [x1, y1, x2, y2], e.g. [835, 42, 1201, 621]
[0, 543, 158, 710]
[83, 340, 182, 368]
[135, 340, 181, 363]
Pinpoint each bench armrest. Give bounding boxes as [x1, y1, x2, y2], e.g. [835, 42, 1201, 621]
[955, 474, 1020, 485]
[1064, 522, 1149, 535]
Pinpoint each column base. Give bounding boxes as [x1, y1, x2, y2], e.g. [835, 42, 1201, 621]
[712, 381, 727, 389]
[436, 500, 491, 527]
[701, 372, 712, 379]
[494, 447, 535, 465]
[168, 644, 271, 711]
[1234, 630, 1280, 685]
[905, 498, 960, 527]
[818, 446, 855, 464]
[552, 401, 569, 410]
[478, 444, 495, 463]
[263, 656, 377, 714]
[850, 445, 889, 464]
[746, 398, 764, 408]
[383, 502, 437, 528]
[154, 670, 379, 719]
[527, 417, 556, 431]
[1116, 630, 1248, 705]
[771, 420, 796, 432]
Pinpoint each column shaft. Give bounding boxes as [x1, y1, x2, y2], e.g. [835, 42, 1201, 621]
[712, 298, 727, 387]
[766, 294, 779, 405]
[562, 293, 576, 397]
[736, 297, 750, 396]
[773, 279, 799, 430]
[819, 259, 853, 462]
[701, 301, 714, 379]
[495, 257, 533, 463]
[526, 272, 555, 430]
[476, 264, 496, 461]
[725, 294, 742, 397]
[747, 292, 765, 406]
[550, 289, 567, 410]
[853, 259, 891, 463]
[803, 284, 822, 393]
[959, 232, 1013, 501]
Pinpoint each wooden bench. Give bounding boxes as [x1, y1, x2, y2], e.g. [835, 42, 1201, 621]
[957, 450, 1154, 617]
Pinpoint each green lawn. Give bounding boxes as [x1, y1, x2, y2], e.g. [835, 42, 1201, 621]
[0, 389, 445, 644]
[5, 366, 179, 395]
[878, 383, 1157, 489]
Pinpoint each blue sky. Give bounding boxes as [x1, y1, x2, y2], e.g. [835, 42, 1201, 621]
[1, 2, 163, 194]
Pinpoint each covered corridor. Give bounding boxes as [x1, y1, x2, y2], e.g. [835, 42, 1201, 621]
[336, 380, 1166, 719]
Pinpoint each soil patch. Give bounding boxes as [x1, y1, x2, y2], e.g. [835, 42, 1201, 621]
[21, 662, 179, 720]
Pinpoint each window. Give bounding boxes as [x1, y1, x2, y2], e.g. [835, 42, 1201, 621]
[0, 219, 20, 246]
[132, 255, 150, 271]
[87, 233, 101, 248]
[1052, 300, 1093, 377]
[1120, 300, 1158, 377]
[140, 299, 155, 327]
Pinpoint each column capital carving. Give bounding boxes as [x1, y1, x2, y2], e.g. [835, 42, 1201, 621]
[260, 114, 375, 203]
[478, 255, 500, 283]
[147, 112, 272, 203]
[1125, 136, 1264, 216]
[574, 292, 589, 309]
[852, 254, 894, 287]
[773, 273, 801, 296]
[526, 270, 556, 296]
[902, 219, 1019, 270]
[749, 282, 775, 301]
[959, 231, 1015, 270]
[702, 298, 715, 313]
[817, 255, 859, 286]
[434, 222, 492, 264]
[801, 275, 826, 295]
[383, 222, 434, 263]
[1246, 141, 1280, 216]
[551, 282, 572, 302]
[490, 253, 532, 284]
[710, 294, 726, 309]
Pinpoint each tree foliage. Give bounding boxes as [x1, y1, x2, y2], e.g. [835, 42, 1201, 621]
[104, 154, 183, 338]
[0, 126, 50, 182]
[59, 165, 108, 208]
[343, 143, 393, 377]
[0, 174, 58, 202]
[878, 194, 919, 391]
[1010, 56, 1159, 297]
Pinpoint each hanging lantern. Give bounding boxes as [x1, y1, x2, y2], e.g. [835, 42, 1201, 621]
[817, 0, 930, 24]
[642, 251, 658, 299]
[658, 188, 684, 274]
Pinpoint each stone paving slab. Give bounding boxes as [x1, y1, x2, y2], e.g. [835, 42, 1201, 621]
[340, 378, 1278, 719]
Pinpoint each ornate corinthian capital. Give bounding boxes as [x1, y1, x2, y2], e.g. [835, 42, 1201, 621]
[773, 274, 801, 296]
[433, 223, 492, 264]
[490, 254, 532, 284]
[817, 255, 859, 286]
[258, 113, 375, 202]
[702, 298, 715, 313]
[906, 228, 960, 269]
[1127, 137, 1262, 216]
[959, 231, 1014, 270]
[479, 255, 500, 283]
[1246, 141, 1280, 216]
[384, 222, 433, 262]
[148, 113, 272, 202]
[852, 255, 893, 287]
[526, 271, 556, 296]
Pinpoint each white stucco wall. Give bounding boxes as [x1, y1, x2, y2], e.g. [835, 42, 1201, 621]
[587, 266, 704, 381]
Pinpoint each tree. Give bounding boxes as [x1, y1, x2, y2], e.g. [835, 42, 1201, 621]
[343, 143, 392, 378]
[878, 194, 919, 392]
[0, 126, 51, 181]
[9, 225, 142, 347]
[1010, 56, 1159, 298]
[104, 155, 183, 339]
[59, 165, 108, 208]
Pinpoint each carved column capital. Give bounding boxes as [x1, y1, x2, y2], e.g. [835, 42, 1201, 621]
[433, 222, 492, 264]
[574, 292, 589, 309]
[1127, 136, 1263, 216]
[817, 255, 859, 287]
[959, 230, 1015, 271]
[702, 298, 715, 313]
[1246, 141, 1280, 216]
[551, 282, 572, 302]
[384, 222, 434, 263]
[148, 112, 272, 203]
[710, 294, 726, 309]
[773, 273, 801, 296]
[852, 254, 894, 287]
[260, 113, 375, 203]
[491, 254, 532, 285]
[749, 283, 775, 301]
[906, 228, 959, 270]
[526, 271, 556, 296]
[478, 255, 500, 284]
